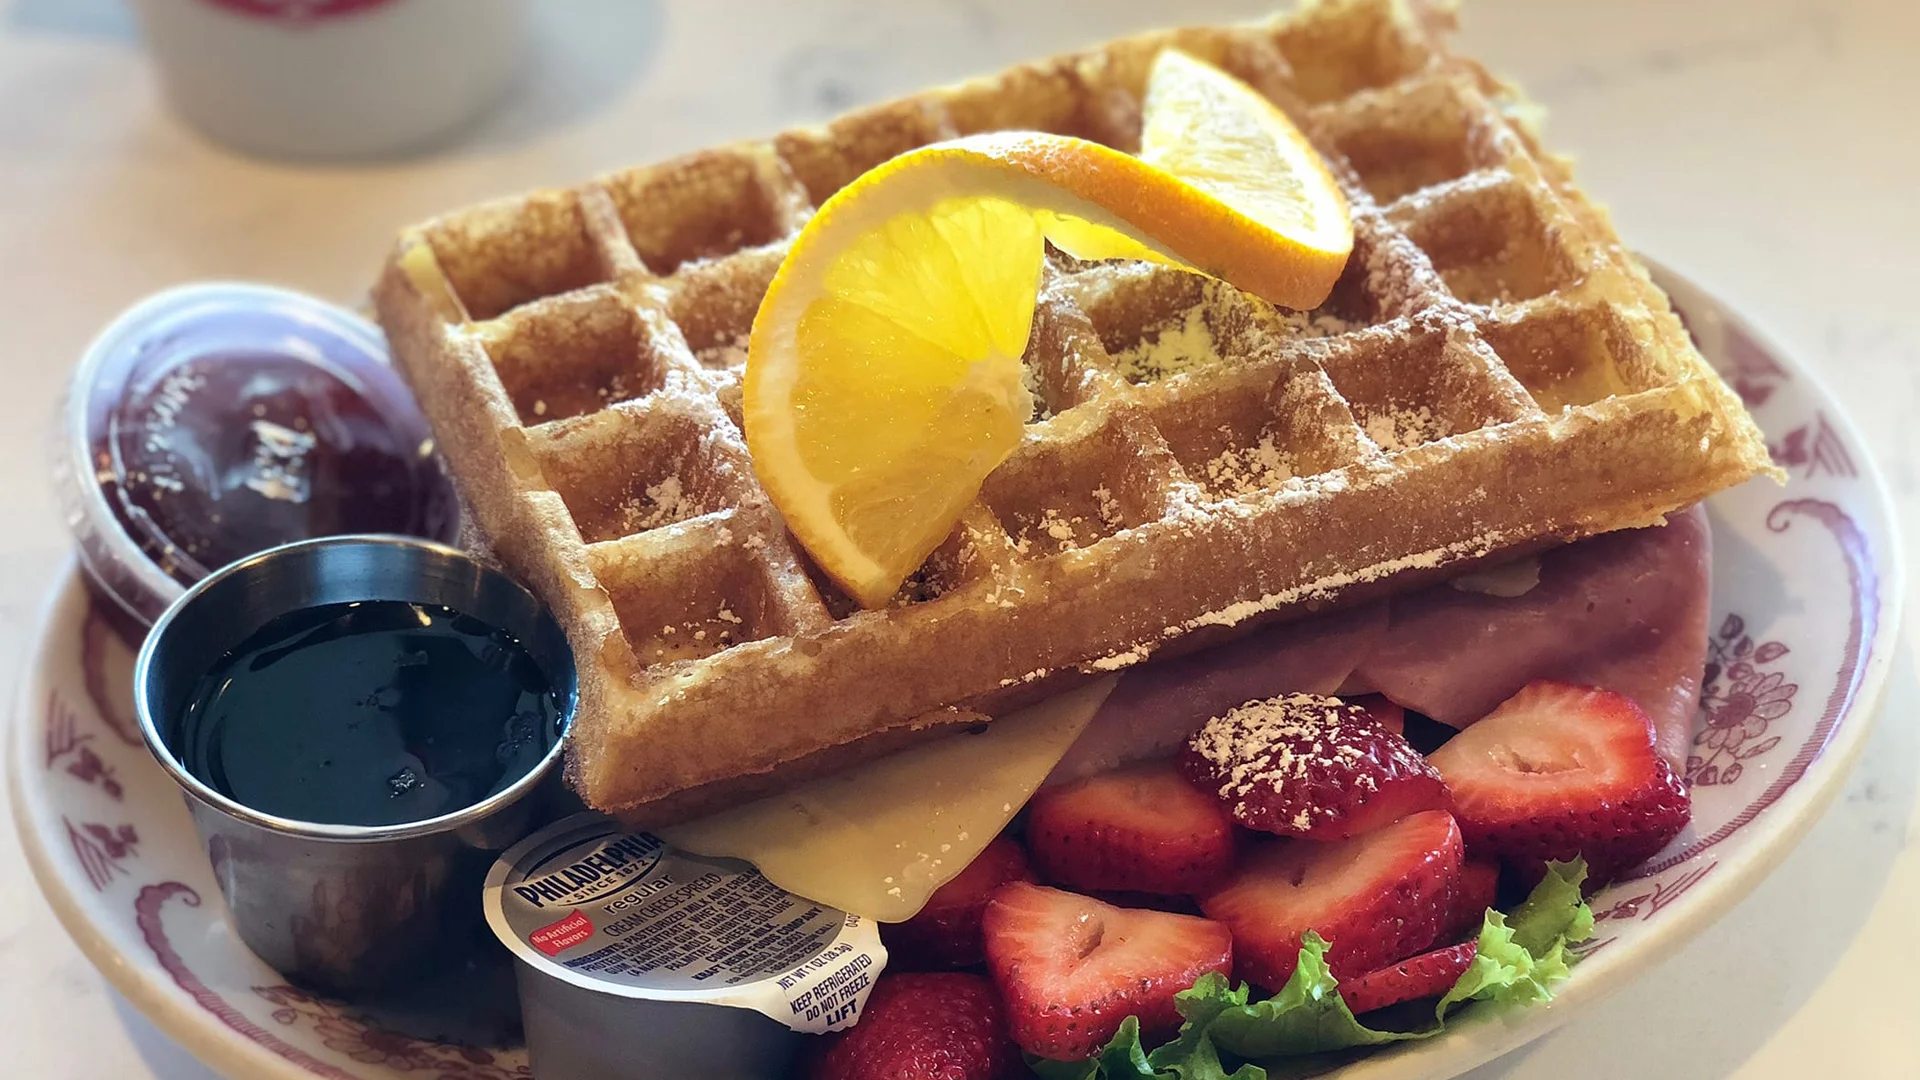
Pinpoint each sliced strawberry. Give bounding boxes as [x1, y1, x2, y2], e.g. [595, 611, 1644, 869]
[982, 881, 1233, 1059]
[881, 836, 1033, 970]
[1427, 681, 1689, 883]
[1199, 809, 1462, 988]
[805, 971, 1022, 1080]
[1181, 694, 1449, 840]
[1445, 860, 1501, 942]
[1352, 693, 1406, 737]
[1340, 941, 1479, 1015]
[1026, 761, 1237, 895]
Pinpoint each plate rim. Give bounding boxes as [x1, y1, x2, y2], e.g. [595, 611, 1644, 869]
[1332, 256, 1911, 1079]
[8, 263, 1907, 1080]
[7, 569, 327, 1080]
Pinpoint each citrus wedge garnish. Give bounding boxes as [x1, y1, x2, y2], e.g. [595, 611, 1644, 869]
[1137, 49, 1353, 267]
[744, 50, 1352, 609]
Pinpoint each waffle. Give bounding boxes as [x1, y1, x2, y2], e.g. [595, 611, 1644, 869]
[374, 0, 1777, 823]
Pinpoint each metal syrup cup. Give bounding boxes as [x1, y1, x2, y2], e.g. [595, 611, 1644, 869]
[133, 535, 576, 995]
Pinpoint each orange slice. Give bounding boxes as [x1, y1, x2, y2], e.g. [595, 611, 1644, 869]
[744, 51, 1351, 609]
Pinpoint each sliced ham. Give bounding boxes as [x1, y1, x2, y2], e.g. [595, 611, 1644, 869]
[1045, 601, 1386, 784]
[1351, 505, 1711, 769]
[1047, 507, 1711, 783]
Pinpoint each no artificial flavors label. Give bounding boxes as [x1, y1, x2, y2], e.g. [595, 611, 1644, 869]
[484, 814, 885, 1034]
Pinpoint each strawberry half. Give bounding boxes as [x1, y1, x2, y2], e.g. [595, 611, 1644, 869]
[805, 972, 1023, 1080]
[1199, 809, 1463, 988]
[1427, 681, 1690, 884]
[1340, 941, 1479, 1016]
[882, 836, 1034, 970]
[982, 881, 1233, 1059]
[1444, 859, 1502, 943]
[1181, 694, 1448, 840]
[1026, 761, 1237, 895]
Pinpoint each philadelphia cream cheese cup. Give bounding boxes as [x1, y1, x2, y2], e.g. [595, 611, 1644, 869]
[484, 813, 886, 1079]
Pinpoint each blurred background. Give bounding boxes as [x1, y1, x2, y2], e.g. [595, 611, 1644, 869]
[1, 0, 1915, 1077]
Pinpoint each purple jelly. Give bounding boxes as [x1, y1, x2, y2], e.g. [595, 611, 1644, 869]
[57, 284, 460, 625]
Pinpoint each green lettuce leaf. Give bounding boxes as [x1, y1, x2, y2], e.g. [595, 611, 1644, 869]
[1031, 859, 1597, 1079]
[1437, 859, 1593, 1016]
[1028, 1018, 1157, 1080]
[1203, 936, 1427, 1060]
[1508, 859, 1596, 958]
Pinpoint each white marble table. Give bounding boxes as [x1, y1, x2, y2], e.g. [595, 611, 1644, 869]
[2, 0, 1916, 1076]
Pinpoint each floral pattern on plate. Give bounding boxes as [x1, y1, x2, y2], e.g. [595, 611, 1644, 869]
[7, 263, 1904, 1080]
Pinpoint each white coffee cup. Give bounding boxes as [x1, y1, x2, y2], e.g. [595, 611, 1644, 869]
[130, 0, 525, 161]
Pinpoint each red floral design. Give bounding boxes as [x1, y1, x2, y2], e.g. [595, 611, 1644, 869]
[1638, 498, 1881, 878]
[1573, 864, 1720, 959]
[253, 986, 529, 1079]
[1565, 936, 1615, 960]
[65, 817, 140, 891]
[137, 884, 364, 1080]
[1689, 614, 1798, 786]
[44, 691, 125, 800]
[1590, 864, 1717, 924]
[1718, 319, 1792, 407]
[1768, 412, 1858, 479]
[1672, 303, 1790, 406]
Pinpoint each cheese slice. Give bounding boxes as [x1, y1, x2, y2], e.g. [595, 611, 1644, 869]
[657, 676, 1117, 922]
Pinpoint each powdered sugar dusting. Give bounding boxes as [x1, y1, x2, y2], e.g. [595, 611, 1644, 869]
[1038, 508, 1080, 550]
[1086, 645, 1149, 672]
[1362, 405, 1444, 452]
[1175, 529, 1515, 634]
[1113, 305, 1219, 383]
[1109, 298, 1353, 385]
[1202, 432, 1295, 499]
[1190, 694, 1364, 821]
[622, 474, 702, 532]
[693, 330, 749, 370]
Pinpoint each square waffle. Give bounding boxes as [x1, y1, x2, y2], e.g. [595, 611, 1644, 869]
[374, 0, 1777, 822]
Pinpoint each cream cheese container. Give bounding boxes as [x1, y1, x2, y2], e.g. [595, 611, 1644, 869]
[484, 813, 885, 1079]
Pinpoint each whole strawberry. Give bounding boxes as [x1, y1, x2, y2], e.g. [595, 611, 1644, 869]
[805, 972, 1023, 1080]
[1182, 693, 1448, 840]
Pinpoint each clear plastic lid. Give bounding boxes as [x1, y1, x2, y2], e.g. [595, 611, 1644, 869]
[53, 283, 460, 627]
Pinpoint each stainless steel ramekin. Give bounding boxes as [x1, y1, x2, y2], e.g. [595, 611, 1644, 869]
[133, 534, 576, 994]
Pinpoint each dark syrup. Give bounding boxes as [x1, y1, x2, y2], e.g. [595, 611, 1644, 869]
[176, 600, 564, 827]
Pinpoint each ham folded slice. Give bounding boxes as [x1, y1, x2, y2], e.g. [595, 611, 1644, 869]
[1351, 505, 1711, 769]
[1046, 601, 1386, 784]
[1049, 507, 1710, 783]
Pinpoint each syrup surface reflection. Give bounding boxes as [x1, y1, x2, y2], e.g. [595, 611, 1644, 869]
[176, 599, 564, 827]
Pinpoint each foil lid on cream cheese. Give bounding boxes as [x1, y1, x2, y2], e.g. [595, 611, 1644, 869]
[483, 813, 885, 1034]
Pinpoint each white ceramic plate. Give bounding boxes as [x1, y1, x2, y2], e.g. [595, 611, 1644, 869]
[8, 265, 1904, 1080]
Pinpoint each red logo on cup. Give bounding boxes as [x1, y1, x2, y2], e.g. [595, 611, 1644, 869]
[198, 0, 402, 21]
[529, 910, 595, 957]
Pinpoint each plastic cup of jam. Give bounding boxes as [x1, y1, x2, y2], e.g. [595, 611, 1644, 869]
[134, 535, 576, 995]
[54, 282, 460, 628]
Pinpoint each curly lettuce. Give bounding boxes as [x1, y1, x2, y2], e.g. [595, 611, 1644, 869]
[1028, 860, 1595, 1080]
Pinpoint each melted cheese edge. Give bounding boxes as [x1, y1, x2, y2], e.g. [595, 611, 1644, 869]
[657, 676, 1116, 922]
